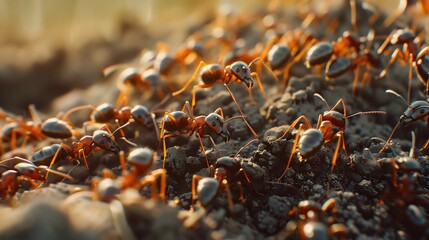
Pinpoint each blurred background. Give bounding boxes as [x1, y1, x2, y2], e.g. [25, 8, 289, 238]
[0, 0, 420, 114]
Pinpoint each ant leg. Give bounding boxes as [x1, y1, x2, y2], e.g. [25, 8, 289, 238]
[224, 84, 246, 117]
[196, 133, 210, 167]
[144, 169, 166, 201]
[118, 151, 127, 174]
[58, 104, 95, 123]
[225, 115, 259, 139]
[191, 84, 212, 110]
[191, 175, 203, 209]
[78, 149, 90, 170]
[350, 0, 357, 33]
[45, 143, 73, 179]
[377, 33, 393, 55]
[379, 49, 403, 78]
[236, 167, 263, 196]
[172, 61, 208, 96]
[378, 121, 401, 155]
[321, 198, 338, 213]
[407, 53, 413, 105]
[277, 123, 304, 181]
[234, 139, 259, 157]
[420, 139, 429, 153]
[351, 65, 360, 95]
[161, 133, 179, 169]
[280, 39, 317, 90]
[250, 72, 268, 100]
[221, 179, 234, 212]
[274, 115, 312, 141]
[28, 104, 42, 124]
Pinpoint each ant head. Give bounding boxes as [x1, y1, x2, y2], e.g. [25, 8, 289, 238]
[229, 61, 254, 88]
[400, 100, 429, 126]
[205, 113, 230, 142]
[92, 130, 120, 154]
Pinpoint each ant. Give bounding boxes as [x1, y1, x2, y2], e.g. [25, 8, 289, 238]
[40, 123, 132, 177]
[87, 102, 160, 143]
[273, 93, 385, 182]
[306, 30, 380, 93]
[260, 29, 317, 89]
[284, 198, 347, 239]
[377, 132, 429, 238]
[159, 101, 258, 170]
[94, 148, 166, 202]
[377, 28, 429, 101]
[171, 57, 274, 116]
[378, 90, 429, 155]
[0, 104, 92, 150]
[0, 156, 73, 199]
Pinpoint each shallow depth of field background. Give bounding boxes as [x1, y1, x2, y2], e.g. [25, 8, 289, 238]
[0, 0, 420, 113]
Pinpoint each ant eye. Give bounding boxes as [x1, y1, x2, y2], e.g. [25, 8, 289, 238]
[212, 121, 216, 127]
[420, 109, 425, 113]
[235, 67, 240, 72]
[99, 139, 105, 144]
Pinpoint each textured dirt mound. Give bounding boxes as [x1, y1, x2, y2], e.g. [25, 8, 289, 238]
[1, 1, 429, 240]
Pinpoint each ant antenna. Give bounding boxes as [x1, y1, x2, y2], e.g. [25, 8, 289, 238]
[346, 111, 386, 119]
[314, 93, 330, 110]
[234, 139, 259, 158]
[386, 90, 408, 106]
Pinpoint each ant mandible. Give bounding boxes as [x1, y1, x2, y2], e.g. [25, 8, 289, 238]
[159, 101, 258, 170]
[274, 94, 385, 182]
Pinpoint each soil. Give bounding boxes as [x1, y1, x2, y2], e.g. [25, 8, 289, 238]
[1, 1, 429, 240]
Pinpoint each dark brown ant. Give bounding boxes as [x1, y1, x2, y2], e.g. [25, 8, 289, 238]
[378, 90, 429, 154]
[160, 101, 258, 169]
[284, 199, 347, 240]
[377, 132, 429, 238]
[274, 94, 385, 182]
[260, 29, 316, 89]
[0, 156, 73, 199]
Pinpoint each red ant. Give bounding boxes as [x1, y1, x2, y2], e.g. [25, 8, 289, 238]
[87, 103, 160, 143]
[171, 58, 273, 116]
[377, 29, 429, 101]
[94, 148, 166, 202]
[40, 123, 133, 179]
[377, 132, 429, 238]
[284, 198, 347, 239]
[273, 94, 385, 183]
[0, 156, 73, 199]
[378, 90, 429, 155]
[0, 104, 93, 151]
[159, 101, 258, 170]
